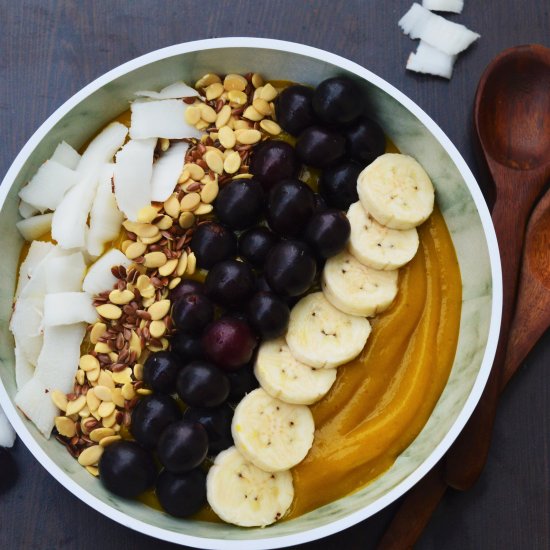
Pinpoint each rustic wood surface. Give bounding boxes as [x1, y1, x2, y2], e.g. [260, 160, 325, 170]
[0, 1, 549, 548]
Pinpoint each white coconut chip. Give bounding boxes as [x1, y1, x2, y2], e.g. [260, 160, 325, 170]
[0, 406, 16, 448]
[82, 249, 132, 296]
[51, 174, 99, 250]
[129, 99, 203, 140]
[9, 296, 44, 366]
[77, 122, 128, 175]
[14, 344, 35, 390]
[16, 213, 53, 242]
[407, 40, 457, 78]
[18, 200, 38, 219]
[422, 0, 463, 13]
[18, 160, 80, 213]
[135, 81, 200, 100]
[399, 3, 479, 55]
[15, 241, 55, 299]
[87, 164, 124, 257]
[151, 142, 189, 201]
[43, 292, 97, 326]
[45, 251, 86, 293]
[15, 377, 58, 438]
[50, 141, 81, 170]
[114, 138, 157, 221]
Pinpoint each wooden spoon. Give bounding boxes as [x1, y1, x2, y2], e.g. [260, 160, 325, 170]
[378, 186, 550, 550]
[444, 43, 550, 491]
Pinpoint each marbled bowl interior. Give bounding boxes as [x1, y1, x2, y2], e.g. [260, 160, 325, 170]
[0, 41, 497, 548]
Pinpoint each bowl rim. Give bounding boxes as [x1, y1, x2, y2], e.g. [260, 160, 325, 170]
[0, 37, 502, 549]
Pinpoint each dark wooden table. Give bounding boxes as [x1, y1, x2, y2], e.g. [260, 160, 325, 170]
[1, 1, 549, 548]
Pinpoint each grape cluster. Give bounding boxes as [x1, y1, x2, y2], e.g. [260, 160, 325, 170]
[98, 76, 386, 519]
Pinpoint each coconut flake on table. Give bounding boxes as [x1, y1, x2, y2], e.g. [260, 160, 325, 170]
[135, 81, 200, 100]
[50, 141, 81, 170]
[51, 174, 99, 250]
[129, 99, 203, 140]
[14, 344, 35, 390]
[77, 122, 128, 175]
[15, 240, 55, 298]
[45, 251, 86, 293]
[87, 163, 125, 257]
[113, 138, 157, 221]
[151, 141, 189, 201]
[18, 200, 39, 219]
[399, 2, 479, 55]
[407, 40, 457, 78]
[16, 213, 53, 242]
[43, 292, 97, 326]
[82, 248, 132, 296]
[18, 160, 80, 213]
[0, 406, 16, 448]
[15, 322, 86, 437]
[422, 0, 463, 13]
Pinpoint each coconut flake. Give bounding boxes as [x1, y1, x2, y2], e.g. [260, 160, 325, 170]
[14, 344, 35, 390]
[9, 296, 44, 366]
[135, 81, 200, 100]
[77, 122, 128, 175]
[399, 3, 479, 55]
[50, 141, 81, 169]
[15, 241, 55, 299]
[151, 142, 189, 201]
[129, 99, 203, 140]
[45, 251, 86, 293]
[422, 0, 464, 13]
[0, 405, 16, 448]
[87, 164, 125, 257]
[15, 377, 58, 438]
[407, 41, 457, 78]
[16, 213, 53, 242]
[113, 138, 156, 221]
[43, 292, 97, 326]
[51, 174, 99, 250]
[18, 200, 38, 219]
[82, 249, 132, 295]
[18, 160, 80, 212]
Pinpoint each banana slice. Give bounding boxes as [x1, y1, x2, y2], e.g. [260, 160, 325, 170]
[232, 388, 314, 472]
[347, 201, 419, 270]
[286, 292, 371, 368]
[322, 251, 399, 317]
[357, 153, 434, 230]
[206, 446, 294, 527]
[254, 338, 337, 405]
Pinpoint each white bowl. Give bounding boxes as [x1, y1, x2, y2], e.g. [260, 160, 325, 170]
[0, 38, 501, 549]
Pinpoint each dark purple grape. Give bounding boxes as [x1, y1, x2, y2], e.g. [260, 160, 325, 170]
[130, 394, 182, 449]
[255, 275, 273, 293]
[266, 179, 316, 237]
[239, 227, 278, 267]
[156, 468, 206, 518]
[247, 292, 290, 339]
[143, 351, 183, 394]
[172, 293, 214, 335]
[295, 126, 345, 168]
[312, 76, 364, 126]
[99, 441, 157, 498]
[214, 178, 265, 230]
[190, 222, 237, 269]
[249, 141, 299, 190]
[176, 361, 230, 407]
[344, 116, 385, 165]
[318, 160, 362, 210]
[313, 193, 328, 212]
[169, 279, 204, 302]
[171, 332, 204, 361]
[264, 240, 317, 297]
[184, 404, 234, 455]
[157, 420, 209, 473]
[305, 209, 351, 258]
[226, 362, 259, 402]
[202, 318, 257, 371]
[205, 260, 256, 309]
[275, 85, 316, 136]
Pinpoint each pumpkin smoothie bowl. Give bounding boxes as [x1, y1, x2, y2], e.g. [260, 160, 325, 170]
[0, 39, 500, 549]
